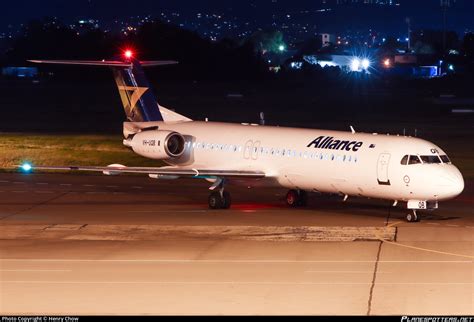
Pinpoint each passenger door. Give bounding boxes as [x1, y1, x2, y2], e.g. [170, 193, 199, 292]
[377, 153, 391, 185]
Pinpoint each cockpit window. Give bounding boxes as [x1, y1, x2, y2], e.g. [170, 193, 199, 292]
[403, 154, 451, 165]
[440, 155, 451, 163]
[408, 155, 422, 165]
[400, 155, 409, 165]
[420, 155, 441, 164]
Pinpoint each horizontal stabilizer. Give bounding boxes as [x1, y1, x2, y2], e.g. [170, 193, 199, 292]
[28, 60, 178, 68]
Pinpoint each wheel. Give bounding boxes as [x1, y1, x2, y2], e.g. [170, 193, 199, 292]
[297, 190, 308, 207]
[222, 191, 231, 209]
[208, 191, 223, 209]
[286, 190, 299, 207]
[406, 211, 420, 223]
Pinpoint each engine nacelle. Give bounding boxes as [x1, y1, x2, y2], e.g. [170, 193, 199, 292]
[125, 130, 186, 160]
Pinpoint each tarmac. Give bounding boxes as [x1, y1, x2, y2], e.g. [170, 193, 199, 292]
[0, 172, 472, 315]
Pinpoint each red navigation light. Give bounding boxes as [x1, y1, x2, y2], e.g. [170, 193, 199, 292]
[124, 49, 133, 59]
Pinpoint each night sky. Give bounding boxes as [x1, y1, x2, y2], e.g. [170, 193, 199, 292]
[2, 0, 474, 35]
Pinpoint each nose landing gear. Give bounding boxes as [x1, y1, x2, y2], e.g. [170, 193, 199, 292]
[406, 209, 420, 222]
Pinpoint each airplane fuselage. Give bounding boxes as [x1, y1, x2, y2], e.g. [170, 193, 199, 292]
[126, 121, 464, 205]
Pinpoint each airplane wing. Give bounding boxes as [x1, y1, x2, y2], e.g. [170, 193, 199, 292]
[28, 165, 266, 179]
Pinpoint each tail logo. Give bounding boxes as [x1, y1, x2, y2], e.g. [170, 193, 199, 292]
[118, 85, 149, 119]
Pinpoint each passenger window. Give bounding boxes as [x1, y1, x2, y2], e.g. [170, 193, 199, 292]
[400, 155, 409, 165]
[408, 155, 421, 165]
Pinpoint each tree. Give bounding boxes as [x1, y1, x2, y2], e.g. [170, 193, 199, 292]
[248, 30, 285, 54]
[463, 33, 474, 58]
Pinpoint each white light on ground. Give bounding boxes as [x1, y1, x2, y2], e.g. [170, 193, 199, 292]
[362, 59, 370, 69]
[350, 59, 360, 71]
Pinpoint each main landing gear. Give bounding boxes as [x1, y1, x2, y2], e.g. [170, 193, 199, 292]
[406, 209, 420, 223]
[286, 189, 308, 207]
[208, 190, 231, 209]
[208, 179, 231, 209]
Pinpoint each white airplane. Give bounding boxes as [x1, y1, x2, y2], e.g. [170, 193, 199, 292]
[26, 50, 464, 222]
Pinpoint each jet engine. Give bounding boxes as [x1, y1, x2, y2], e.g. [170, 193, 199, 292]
[124, 130, 186, 160]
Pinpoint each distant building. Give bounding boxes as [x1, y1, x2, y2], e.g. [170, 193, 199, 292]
[2, 67, 38, 78]
[320, 33, 336, 47]
[334, 0, 400, 4]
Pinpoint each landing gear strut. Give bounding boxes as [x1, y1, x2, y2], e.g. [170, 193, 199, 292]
[208, 180, 231, 209]
[208, 190, 231, 209]
[286, 189, 308, 207]
[406, 209, 420, 223]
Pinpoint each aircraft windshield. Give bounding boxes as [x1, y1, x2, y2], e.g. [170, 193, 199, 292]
[408, 155, 421, 165]
[401, 154, 451, 165]
[420, 155, 441, 164]
[440, 155, 451, 163]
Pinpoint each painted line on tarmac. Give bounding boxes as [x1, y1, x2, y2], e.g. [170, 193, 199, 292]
[0, 180, 9, 183]
[13, 182, 25, 185]
[0, 269, 71, 272]
[380, 239, 474, 259]
[128, 210, 207, 213]
[12, 191, 26, 193]
[35, 191, 54, 194]
[36, 183, 48, 185]
[305, 270, 392, 274]
[1, 280, 472, 285]
[0, 259, 471, 264]
[379, 221, 474, 260]
[60, 184, 72, 186]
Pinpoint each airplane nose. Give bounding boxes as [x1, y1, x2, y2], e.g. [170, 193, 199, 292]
[451, 168, 465, 197]
[439, 166, 464, 199]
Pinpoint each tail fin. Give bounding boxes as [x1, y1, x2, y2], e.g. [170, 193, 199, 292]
[28, 58, 190, 122]
[112, 58, 163, 122]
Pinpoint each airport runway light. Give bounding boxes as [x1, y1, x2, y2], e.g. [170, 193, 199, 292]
[20, 163, 32, 172]
[448, 64, 454, 71]
[384, 58, 391, 67]
[278, 45, 285, 52]
[362, 58, 370, 70]
[350, 58, 360, 71]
